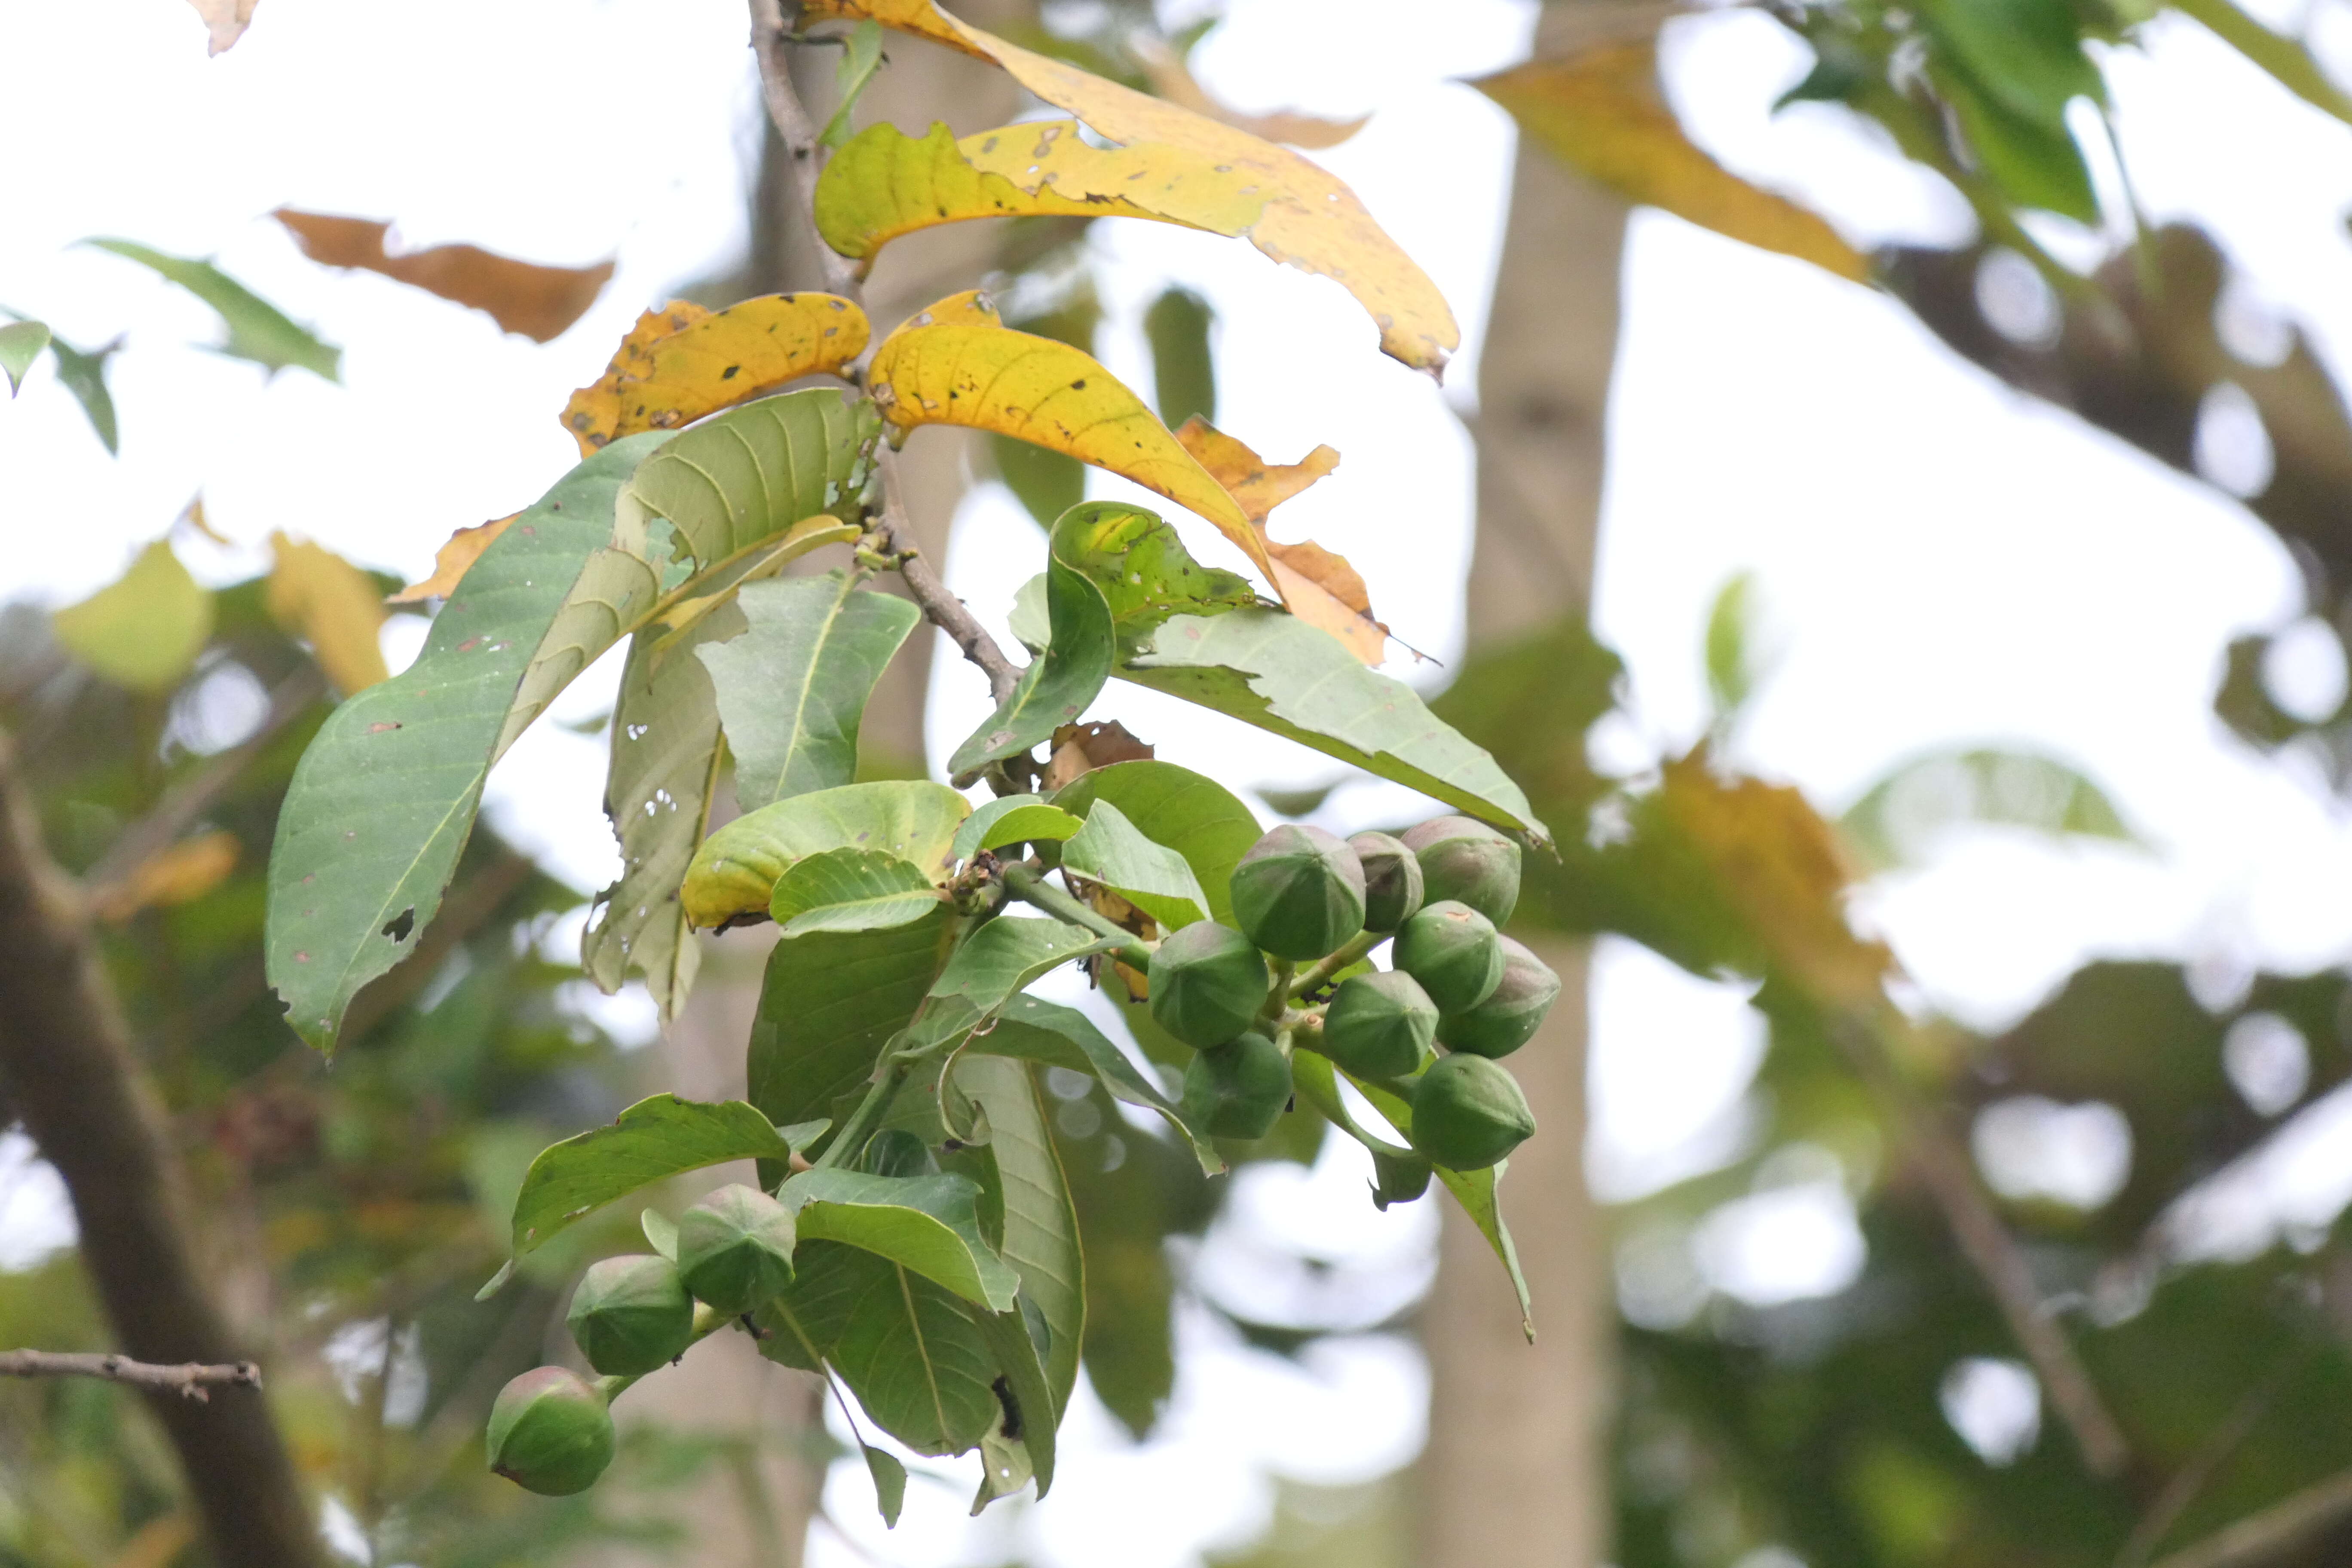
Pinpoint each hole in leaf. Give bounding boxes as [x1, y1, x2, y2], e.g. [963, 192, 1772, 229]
[382, 908, 416, 943]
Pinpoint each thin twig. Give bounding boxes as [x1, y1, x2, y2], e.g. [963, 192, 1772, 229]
[0, 1349, 262, 1401]
[1831, 1010, 2132, 1478]
[745, 0, 1026, 706]
[2117, 1345, 2310, 1568]
[2148, 1467, 2352, 1568]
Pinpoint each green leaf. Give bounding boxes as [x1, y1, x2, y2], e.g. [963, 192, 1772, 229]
[1049, 760, 1262, 928]
[1704, 570, 1762, 731]
[924, 916, 1117, 1029]
[582, 606, 738, 1018]
[1144, 287, 1216, 431]
[956, 1056, 1083, 1422]
[771, 847, 946, 937]
[950, 795, 1085, 860]
[969, 994, 1221, 1173]
[270, 390, 874, 1052]
[504, 1094, 796, 1261]
[52, 540, 213, 693]
[684, 779, 971, 929]
[1058, 798, 1209, 930]
[970, 1308, 1046, 1510]
[862, 1443, 908, 1527]
[1934, 64, 2100, 222]
[86, 238, 341, 380]
[1050, 501, 1256, 660]
[698, 571, 921, 813]
[642, 1207, 679, 1260]
[0, 320, 48, 395]
[760, 1242, 1002, 1456]
[947, 505, 1117, 778]
[1916, 0, 2103, 132]
[821, 19, 888, 148]
[1125, 608, 1544, 843]
[781, 1168, 1022, 1311]
[1839, 746, 2137, 873]
[47, 332, 119, 453]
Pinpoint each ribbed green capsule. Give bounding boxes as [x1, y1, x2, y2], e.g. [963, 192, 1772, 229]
[1320, 969, 1437, 1079]
[1403, 816, 1520, 926]
[1434, 936, 1562, 1059]
[1148, 920, 1271, 1049]
[1392, 900, 1505, 1014]
[1230, 824, 1366, 960]
[676, 1184, 797, 1316]
[1347, 831, 1424, 934]
[487, 1366, 616, 1496]
[1371, 1150, 1433, 1209]
[1184, 1030, 1292, 1139]
[567, 1255, 694, 1377]
[1409, 1054, 1536, 1171]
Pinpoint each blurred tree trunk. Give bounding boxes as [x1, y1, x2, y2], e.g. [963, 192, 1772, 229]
[1418, 7, 1635, 1565]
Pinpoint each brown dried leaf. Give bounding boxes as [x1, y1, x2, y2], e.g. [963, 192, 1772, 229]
[1041, 720, 1155, 791]
[1131, 37, 1367, 151]
[266, 533, 389, 695]
[188, 0, 256, 54]
[93, 831, 239, 922]
[273, 209, 615, 342]
[559, 293, 870, 454]
[388, 514, 518, 604]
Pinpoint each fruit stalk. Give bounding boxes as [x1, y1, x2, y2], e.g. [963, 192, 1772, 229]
[1289, 930, 1384, 998]
[1000, 863, 1155, 971]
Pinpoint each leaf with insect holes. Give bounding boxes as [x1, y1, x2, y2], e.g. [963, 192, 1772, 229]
[560, 294, 870, 453]
[53, 541, 214, 694]
[1477, 46, 1869, 284]
[268, 392, 874, 1053]
[796, 0, 1458, 374]
[273, 209, 613, 342]
[264, 533, 388, 696]
[815, 119, 1266, 264]
[870, 318, 1278, 591]
[86, 239, 340, 379]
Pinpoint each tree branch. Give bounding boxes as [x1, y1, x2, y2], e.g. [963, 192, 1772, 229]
[0, 1350, 262, 1400]
[0, 731, 324, 1568]
[2148, 1467, 2352, 1568]
[745, 0, 1024, 705]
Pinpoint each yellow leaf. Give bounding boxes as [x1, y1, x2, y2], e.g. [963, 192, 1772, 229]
[560, 293, 870, 454]
[176, 497, 232, 545]
[816, 119, 1268, 267]
[1130, 37, 1367, 151]
[52, 541, 213, 693]
[187, 0, 256, 54]
[1175, 418, 1385, 664]
[869, 319, 1279, 587]
[1476, 46, 1870, 285]
[273, 209, 614, 343]
[92, 831, 240, 922]
[266, 533, 389, 695]
[882, 288, 1002, 343]
[798, 0, 1459, 376]
[388, 514, 518, 604]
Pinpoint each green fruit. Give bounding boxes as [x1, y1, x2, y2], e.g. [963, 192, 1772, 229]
[1184, 1031, 1292, 1139]
[1348, 831, 1424, 934]
[487, 1366, 615, 1496]
[860, 1128, 938, 1178]
[1392, 900, 1504, 1014]
[1436, 936, 1562, 1059]
[1148, 921, 1271, 1048]
[1409, 1054, 1536, 1170]
[1320, 970, 1437, 1079]
[1230, 824, 1366, 960]
[1403, 816, 1520, 925]
[676, 1184, 797, 1315]
[1371, 1150, 1432, 1209]
[567, 1255, 694, 1377]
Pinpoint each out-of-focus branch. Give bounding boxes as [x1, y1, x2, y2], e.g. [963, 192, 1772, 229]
[0, 731, 323, 1568]
[1832, 1011, 2132, 1478]
[0, 1349, 262, 1399]
[2148, 1466, 2352, 1568]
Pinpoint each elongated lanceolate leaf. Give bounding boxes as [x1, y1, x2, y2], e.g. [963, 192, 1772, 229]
[699, 571, 921, 812]
[503, 1095, 802, 1262]
[815, 119, 1265, 263]
[1058, 799, 1207, 931]
[86, 238, 341, 379]
[781, 1168, 1021, 1311]
[1125, 608, 1544, 844]
[684, 779, 971, 929]
[969, 994, 1221, 1173]
[771, 848, 946, 936]
[949, 796, 1085, 861]
[955, 1056, 1082, 1440]
[1049, 760, 1262, 928]
[948, 504, 1117, 778]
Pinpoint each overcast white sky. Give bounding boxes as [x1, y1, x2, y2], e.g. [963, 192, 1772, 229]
[8, 0, 2352, 1562]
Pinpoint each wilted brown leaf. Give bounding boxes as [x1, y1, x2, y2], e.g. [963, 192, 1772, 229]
[1476, 44, 1870, 285]
[560, 293, 870, 453]
[273, 209, 614, 342]
[188, 0, 256, 54]
[1175, 418, 1384, 664]
[1041, 720, 1155, 791]
[798, 0, 1459, 376]
[92, 831, 239, 922]
[266, 533, 388, 695]
[1130, 37, 1367, 150]
[389, 514, 516, 605]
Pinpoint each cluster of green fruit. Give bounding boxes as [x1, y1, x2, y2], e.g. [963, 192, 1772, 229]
[1152, 814, 1558, 1176]
[486, 1183, 797, 1496]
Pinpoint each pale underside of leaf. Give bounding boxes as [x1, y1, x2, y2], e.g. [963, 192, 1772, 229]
[796, 0, 1460, 374]
[683, 779, 972, 930]
[815, 118, 1266, 265]
[782, 1168, 1023, 1311]
[967, 992, 1223, 1173]
[505, 1094, 796, 1260]
[770, 847, 947, 936]
[563, 293, 873, 454]
[1058, 798, 1209, 931]
[1477, 46, 1870, 285]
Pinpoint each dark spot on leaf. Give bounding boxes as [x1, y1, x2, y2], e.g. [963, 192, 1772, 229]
[992, 1376, 1023, 1440]
[382, 909, 415, 942]
[457, 637, 482, 652]
[1071, 379, 1086, 390]
[722, 365, 741, 380]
